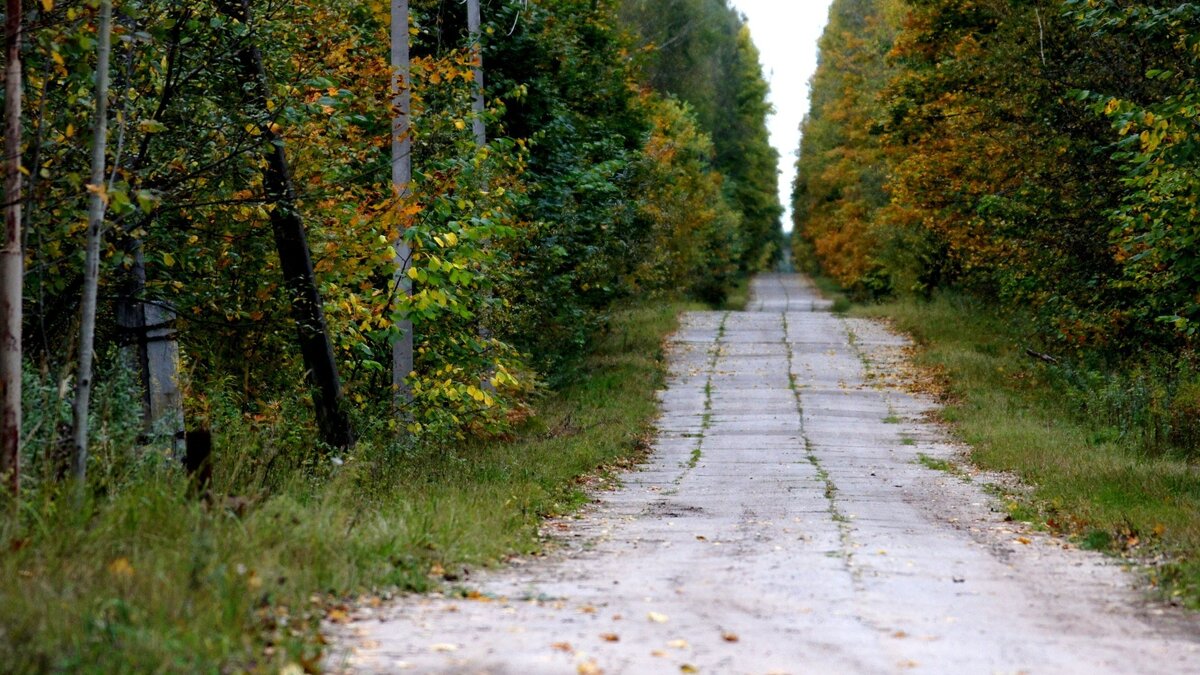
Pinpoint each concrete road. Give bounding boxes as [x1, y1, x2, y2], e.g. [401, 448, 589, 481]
[330, 274, 1200, 674]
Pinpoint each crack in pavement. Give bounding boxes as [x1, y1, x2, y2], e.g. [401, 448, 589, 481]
[328, 274, 1200, 675]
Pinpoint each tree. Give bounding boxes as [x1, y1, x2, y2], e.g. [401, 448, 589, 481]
[214, 0, 354, 449]
[71, 0, 115, 484]
[1, 0, 22, 498]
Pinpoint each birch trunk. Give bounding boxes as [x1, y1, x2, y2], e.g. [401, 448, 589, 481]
[71, 0, 114, 484]
[1, 0, 23, 498]
[392, 0, 414, 407]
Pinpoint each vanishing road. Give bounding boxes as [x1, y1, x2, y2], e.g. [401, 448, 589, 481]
[332, 274, 1200, 674]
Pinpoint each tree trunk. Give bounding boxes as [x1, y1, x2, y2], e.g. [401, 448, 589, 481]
[1, 0, 23, 499]
[392, 0, 414, 408]
[215, 0, 353, 449]
[70, 0, 114, 484]
[467, 0, 486, 148]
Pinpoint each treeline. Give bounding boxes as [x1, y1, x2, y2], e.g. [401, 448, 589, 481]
[0, 0, 780, 499]
[795, 1, 1200, 451]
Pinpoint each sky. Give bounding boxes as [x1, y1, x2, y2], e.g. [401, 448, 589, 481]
[730, 0, 835, 231]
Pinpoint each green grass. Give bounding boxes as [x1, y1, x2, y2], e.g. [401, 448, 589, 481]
[720, 276, 751, 311]
[855, 292, 1200, 606]
[0, 299, 697, 673]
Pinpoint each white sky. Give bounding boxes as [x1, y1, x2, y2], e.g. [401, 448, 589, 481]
[730, 0, 834, 231]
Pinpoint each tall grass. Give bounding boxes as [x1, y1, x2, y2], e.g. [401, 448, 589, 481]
[0, 299, 695, 673]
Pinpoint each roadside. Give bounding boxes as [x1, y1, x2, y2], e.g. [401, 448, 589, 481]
[329, 274, 1200, 674]
[0, 297, 700, 673]
[854, 292, 1200, 607]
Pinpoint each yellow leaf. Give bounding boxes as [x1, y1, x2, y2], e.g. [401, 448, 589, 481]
[407, 267, 420, 280]
[647, 611, 668, 624]
[51, 51, 64, 68]
[454, 119, 466, 130]
[680, 666, 699, 673]
[161, 252, 175, 268]
[107, 557, 134, 579]
[40, 0, 53, 11]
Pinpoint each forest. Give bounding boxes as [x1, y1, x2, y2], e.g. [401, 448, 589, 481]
[0, 0, 781, 670]
[795, 0, 1200, 456]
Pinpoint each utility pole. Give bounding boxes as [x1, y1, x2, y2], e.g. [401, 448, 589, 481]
[214, 0, 354, 449]
[392, 0, 415, 407]
[467, 0, 486, 148]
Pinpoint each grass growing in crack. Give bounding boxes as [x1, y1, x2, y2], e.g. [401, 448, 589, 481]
[883, 414, 902, 424]
[0, 299, 700, 673]
[917, 453, 955, 473]
[682, 313, 728, 472]
[855, 291, 1200, 606]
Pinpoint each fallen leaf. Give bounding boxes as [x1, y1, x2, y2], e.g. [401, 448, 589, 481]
[695, 535, 707, 541]
[648, 611, 669, 624]
[651, 650, 667, 658]
[326, 609, 350, 624]
[552, 642, 574, 653]
[1016, 537, 1032, 545]
[721, 631, 739, 643]
[580, 605, 597, 614]
[667, 639, 689, 649]
[108, 558, 135, 579]
[600, 633, 620, 642]
[1154, 523, 1167, 537]
[892, 631, 908, 639]
[577, 662, 603, 675]
[681, 665, 699, 673]
[430, 643, 458, 653]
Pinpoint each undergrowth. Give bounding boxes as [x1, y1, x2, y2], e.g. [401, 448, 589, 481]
[0, 298, 699, 673]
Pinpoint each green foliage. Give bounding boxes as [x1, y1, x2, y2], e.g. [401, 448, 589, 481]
[794, 0, 1200, 355]
[0, 0, 782, 668]
[620, 0, 783, 270]
[0, 299, 691, 671]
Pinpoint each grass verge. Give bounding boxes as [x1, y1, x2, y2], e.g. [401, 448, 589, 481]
[855, 293, 1200, 607]
[0, 298, 697, 673]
